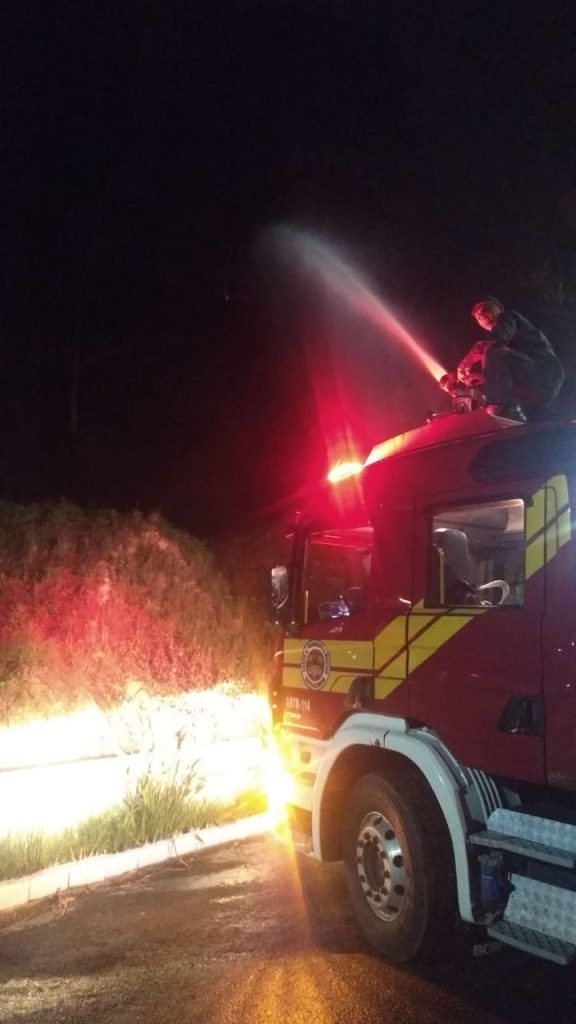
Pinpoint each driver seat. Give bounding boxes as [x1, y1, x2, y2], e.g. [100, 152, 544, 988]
[433, 528, 509, 606]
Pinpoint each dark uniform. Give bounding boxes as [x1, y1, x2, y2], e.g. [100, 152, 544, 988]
[458, 307, 564, 421]
[485, 310, 563, 418]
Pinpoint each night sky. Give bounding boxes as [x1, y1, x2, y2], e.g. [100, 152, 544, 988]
[2, 1, 576, 535]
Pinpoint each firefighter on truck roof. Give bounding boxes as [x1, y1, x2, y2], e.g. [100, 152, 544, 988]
[460, 296, 564, 422]
[442, 296, 564, 422]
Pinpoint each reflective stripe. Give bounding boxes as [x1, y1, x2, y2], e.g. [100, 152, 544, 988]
[374, 617, 408, 674]
[406, 611, 482, 674]
[544, 475, 571, 561]
[374, 672, 407, 700]
[526, 476, 571, 579]
[526, 485, 546, 578]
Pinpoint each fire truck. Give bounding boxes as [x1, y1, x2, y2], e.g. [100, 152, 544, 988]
[268, 404, 576, 965]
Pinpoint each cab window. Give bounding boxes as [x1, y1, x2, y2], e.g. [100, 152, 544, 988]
[428, 498, 525, 607]
[303, 527, 373, 623]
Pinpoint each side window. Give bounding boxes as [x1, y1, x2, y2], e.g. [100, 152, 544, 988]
[303, 527, 373, 623]
[428, 498, 525, 607]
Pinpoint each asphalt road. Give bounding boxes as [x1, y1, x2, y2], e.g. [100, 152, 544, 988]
[0, 832, 574, 1024]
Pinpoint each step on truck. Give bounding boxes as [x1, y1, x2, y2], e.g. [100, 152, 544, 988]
[268, 405, 576, 965]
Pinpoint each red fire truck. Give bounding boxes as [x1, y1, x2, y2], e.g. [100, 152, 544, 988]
[268, 405, 576, 965]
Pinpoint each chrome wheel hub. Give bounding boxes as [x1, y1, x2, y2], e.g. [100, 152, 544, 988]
[355, 811, 407, 921]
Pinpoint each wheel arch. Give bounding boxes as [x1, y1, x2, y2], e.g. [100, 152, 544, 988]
[317, 744, 408, 859]
[313, 718, 476, 923]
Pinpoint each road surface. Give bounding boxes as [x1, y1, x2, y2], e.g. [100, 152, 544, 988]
[0, 832, 574, 1023]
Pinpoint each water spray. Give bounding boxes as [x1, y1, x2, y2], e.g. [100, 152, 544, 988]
[274, 227, 447, 384]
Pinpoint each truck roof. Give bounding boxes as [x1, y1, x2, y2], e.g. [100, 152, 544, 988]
[307, 413, 576, 531]
[362, 411, 576, 491]
[365, 408, 523, 467]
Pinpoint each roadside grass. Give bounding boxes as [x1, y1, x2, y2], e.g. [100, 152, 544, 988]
[0, 773, 267, 882]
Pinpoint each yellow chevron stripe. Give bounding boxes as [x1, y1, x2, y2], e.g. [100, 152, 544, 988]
[526, 483, 546, 543]
[525, 533, 545, 578]
[327, 673, 364, 694]
[375, 671, 408, 700]
[547, 473, 569, 509]
[525, 484, 546, 577]
[544, 475, 571, 559]
[407, 610, 483, 673]
[374, 616, 408, 672]
[525, 475, 571, 578]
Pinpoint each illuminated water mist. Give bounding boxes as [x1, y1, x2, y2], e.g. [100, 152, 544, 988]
[274, 227, 447, 382]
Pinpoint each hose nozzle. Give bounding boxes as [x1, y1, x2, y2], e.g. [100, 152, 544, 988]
[438, 371, 485, 414]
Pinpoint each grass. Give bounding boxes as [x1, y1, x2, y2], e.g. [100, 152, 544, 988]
[0, 772, 268, 882]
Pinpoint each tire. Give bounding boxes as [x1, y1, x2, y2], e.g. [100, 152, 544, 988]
[342, 771, 454, 963]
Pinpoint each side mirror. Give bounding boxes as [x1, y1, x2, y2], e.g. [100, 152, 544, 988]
[269, 565, 290, 625]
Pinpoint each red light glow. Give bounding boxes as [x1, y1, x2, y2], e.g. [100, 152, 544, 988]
[327, 460, 364, 483]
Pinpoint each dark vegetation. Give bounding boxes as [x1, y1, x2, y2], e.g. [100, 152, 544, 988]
[0, 501, 282, 723]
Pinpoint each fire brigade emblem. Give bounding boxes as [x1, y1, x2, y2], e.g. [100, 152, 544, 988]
[300, 640, 331, 690]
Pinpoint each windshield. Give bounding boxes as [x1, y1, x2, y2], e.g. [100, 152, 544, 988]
[302, 527, 374, 622]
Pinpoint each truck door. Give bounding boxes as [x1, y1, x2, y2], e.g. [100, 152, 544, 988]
[408, 482, 546, 783]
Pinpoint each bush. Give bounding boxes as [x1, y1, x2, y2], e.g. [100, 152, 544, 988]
[0, 501, 278, 722]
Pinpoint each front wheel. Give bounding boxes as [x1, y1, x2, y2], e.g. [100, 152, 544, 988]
[342, 771, 453, 963]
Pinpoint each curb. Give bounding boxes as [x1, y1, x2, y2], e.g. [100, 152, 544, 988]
[0, 812, 273, 914]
